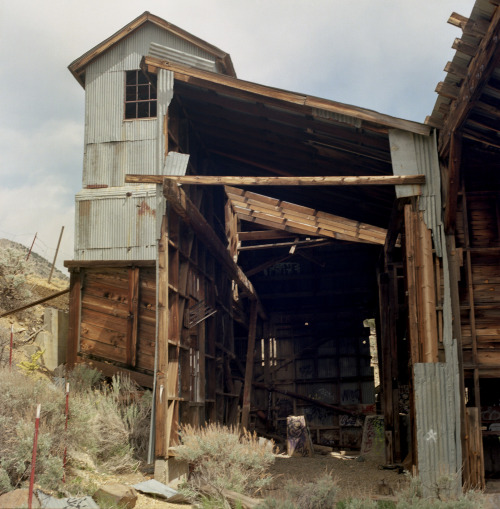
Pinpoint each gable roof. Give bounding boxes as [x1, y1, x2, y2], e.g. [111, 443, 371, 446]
[68, 11, 236, 87]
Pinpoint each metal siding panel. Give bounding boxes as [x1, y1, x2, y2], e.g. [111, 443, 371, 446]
[163, 152, 190, 175]
[389, 129, 443, 256]
[74, 186, 158, 261]
[87, 24, 216, 77]
[84, 140, 157, 187]
[149, 43, 216, 72]
[414, 362, 461, 498]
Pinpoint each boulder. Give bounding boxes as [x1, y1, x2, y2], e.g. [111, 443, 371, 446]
[93, 483, 138, 509]
[0, 489, 40, 509]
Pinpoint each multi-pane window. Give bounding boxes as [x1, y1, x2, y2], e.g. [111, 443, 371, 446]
[125, 70, 157, 119]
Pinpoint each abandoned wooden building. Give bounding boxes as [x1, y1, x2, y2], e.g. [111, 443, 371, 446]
[64, 0, 500, 492]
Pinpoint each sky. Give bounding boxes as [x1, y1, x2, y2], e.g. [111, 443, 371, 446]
[0, 0, 475, 272]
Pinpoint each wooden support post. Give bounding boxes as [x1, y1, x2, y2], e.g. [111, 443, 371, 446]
[446, 234, 469, 486]
[241, 301, 258, 430]
[444, 133, 462, 234]
[461, 192, 480, 406]
[67, 271, 81, 368]
[155, 216, 169, 460]
[378, 271, 395, 465]
[126, 267, 140, 367]
[404, 203, 420, 364]
[417, 212, 439, 363]
[465, 407, 485, 490]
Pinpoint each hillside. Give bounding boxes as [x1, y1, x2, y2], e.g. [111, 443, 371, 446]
[0, 238, 69, 367]
[0, 238, 68, 281]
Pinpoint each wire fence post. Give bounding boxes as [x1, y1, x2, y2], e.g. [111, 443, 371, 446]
[26, 233, 37, 262]
[63, 383, 69, 483]
[48, 226, 64, 284]
[9, 324, 13, 371]
[28, 404, 41, 509]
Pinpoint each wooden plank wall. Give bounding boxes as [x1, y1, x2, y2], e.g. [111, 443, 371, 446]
[70, 264, 157, 380]
[455, 189, 500, 478]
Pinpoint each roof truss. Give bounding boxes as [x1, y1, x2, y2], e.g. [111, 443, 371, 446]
[225, 186, 387, 245]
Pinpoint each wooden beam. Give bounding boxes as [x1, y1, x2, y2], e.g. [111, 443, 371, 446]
[448, 12, 469, 30]
[67, 273, 81, 368]
[440, 6, 500, 155]
[141, 56, 431, 136]
[444, 132, 462, 234]
[226, 186, 387, 245]
[126, 267, 140, 367]
[452, 37, 478, 58]
[238, 238, 330, 251]
[241, 301, 258, 430]
[238, 230, 296, 241]
[418, 212, 439, 363]
[162, 179, 266, 319]
[0, 288, 70, 318]
[246, 254, 292, 278]
[436, 82, 460, 101]
[126, 174, 426, 186]
[444, 60, 468, 79]
[155, 216, 169, 459]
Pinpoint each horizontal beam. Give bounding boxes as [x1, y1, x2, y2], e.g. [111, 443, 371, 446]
[126, 174, 426, 186]
[0, 288, 70, 318]
[162, 179, 266, 320]
[238, 238, 331, 251]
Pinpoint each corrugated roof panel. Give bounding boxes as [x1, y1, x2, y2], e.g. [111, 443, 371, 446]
[149, 42, 216, 72]
[75, 185, 161, 260]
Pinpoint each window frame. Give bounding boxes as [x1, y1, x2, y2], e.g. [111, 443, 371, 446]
[124, 70, 157, 120]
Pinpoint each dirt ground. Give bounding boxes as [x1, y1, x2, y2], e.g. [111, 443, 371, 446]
[112, 452, 406, 508]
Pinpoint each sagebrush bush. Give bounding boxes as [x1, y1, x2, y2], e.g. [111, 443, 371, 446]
[177, 423, 276, 506]
[0, 365, 152, 494]
[259, 474, 338, 509]
[0, 249, 31, 310]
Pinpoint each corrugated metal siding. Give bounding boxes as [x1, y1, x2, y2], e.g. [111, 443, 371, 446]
[389, 129, 443, 256]
[149, 42, 216, 72]
[74, 185, 163, 260]
[84, 140, 157, 187]
[86, 23, 215, 76]
[414, 361, 461, 498]
[390, 128, 462, 495]
[163, 151, 190, 174]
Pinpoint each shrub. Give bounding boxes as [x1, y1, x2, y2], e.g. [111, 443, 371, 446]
[258, 474, 338, 509]
[0, 249, 31, 310]
[177, 423, 276, 506]
[0, 365, 152, 493]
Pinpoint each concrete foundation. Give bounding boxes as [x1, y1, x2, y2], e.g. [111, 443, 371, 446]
[37, 308, 69, 370]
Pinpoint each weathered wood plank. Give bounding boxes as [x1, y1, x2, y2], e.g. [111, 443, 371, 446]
[126, 174, 426, 186]
[241, 301, 258, 430]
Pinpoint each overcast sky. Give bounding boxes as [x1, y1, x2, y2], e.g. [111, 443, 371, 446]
[0, 0, 474, 272]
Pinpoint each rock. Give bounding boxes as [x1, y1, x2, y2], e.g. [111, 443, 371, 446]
[93, 483, 138, 509]
[0, 489, 40, 509]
